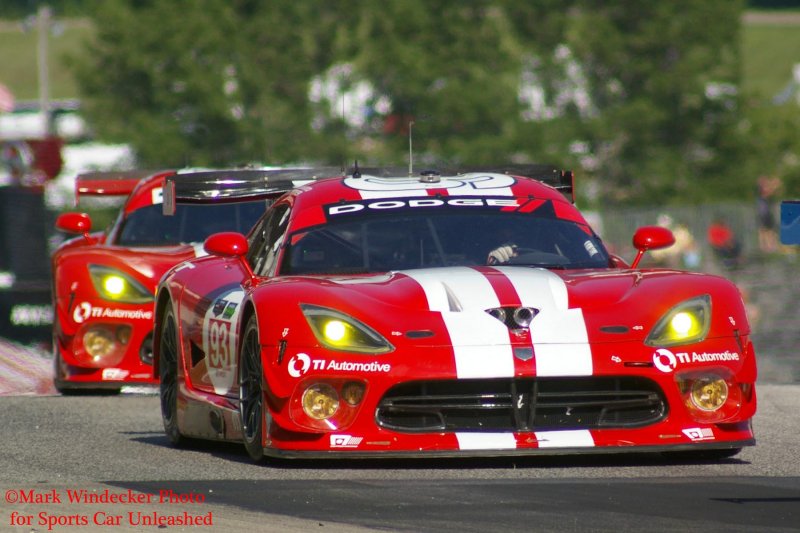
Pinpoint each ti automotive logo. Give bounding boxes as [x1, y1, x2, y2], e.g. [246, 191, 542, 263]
[287, 353, 391, 378]
[72, 302, 152, 324]
[652, 348, 740, 373]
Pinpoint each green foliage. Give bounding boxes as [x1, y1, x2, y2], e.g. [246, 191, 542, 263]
[26, 1, 799, 205]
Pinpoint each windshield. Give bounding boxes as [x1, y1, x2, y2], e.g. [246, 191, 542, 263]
[282, 209, 610, 275]
[115, 201, 265, 246]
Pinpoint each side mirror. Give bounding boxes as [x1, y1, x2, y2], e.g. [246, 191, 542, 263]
[56, 212, 92, 237]
[631, 226, 675, 268]
[204, 232, 249, 257]
[781, 200, 800, 245]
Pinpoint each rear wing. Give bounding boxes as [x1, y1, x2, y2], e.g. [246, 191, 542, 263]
[781, 200, 800, 245]
[162, 167, 342, 215]
[355, 164, 574, 203]
[162, 164, 575, 215]
[75, 169, 170, 201]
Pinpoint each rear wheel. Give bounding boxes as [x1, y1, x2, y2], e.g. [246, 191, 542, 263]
[159, 305, 185, 446]
[239, 315, 267, 462]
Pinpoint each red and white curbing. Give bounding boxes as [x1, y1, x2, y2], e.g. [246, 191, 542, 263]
[0, 339, 56, 395]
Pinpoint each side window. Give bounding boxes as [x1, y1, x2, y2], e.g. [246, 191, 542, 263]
[247, 204, 290, 277]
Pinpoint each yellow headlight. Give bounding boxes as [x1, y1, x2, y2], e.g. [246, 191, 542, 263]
[645, 295, 711, 347]
[103, 275, 126, 296]
[302, 383, 339, 420]
[690, 377, 728, 411]
[83, 327, 115, 360]
[670, 313, 697, 337]
[323, 320, 347, 343]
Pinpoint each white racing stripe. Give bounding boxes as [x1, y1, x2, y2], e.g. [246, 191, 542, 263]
[535, 430, 595, 448]
[403, 268, 514, 379]
[456, 432, 517, 450]
[404, 266, 592, 378]
[498, 267, 592, 377]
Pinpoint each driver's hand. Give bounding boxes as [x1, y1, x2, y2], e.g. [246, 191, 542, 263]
[487, 244, 517, 265]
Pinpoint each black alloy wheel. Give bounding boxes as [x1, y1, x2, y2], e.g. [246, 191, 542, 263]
[239, 314, 266, 462]
[159, 305, 184, 446]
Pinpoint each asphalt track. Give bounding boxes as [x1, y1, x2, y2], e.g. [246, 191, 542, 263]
[0, 383, 797, 532]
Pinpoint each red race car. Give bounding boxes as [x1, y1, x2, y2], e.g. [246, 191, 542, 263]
[51, 168, 269, 393]
[153, 165, 756, 461]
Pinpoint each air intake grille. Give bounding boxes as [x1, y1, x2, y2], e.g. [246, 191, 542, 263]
[376, 377, 667, 432]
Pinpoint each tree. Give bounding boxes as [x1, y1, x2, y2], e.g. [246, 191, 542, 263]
[72, 0, 755, 207]
[72, 0, 341, 167]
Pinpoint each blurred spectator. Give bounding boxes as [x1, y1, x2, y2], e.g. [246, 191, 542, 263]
[707, 217, 741, 270]
[651, 213, 701, 269]
[756, 175, 781, 253]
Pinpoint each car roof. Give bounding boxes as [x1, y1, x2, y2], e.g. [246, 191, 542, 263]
[282, 167, 581, 232]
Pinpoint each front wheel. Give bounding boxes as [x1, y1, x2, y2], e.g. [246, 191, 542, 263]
[159, 305, 186, 446]
[239, 314, 267, 462]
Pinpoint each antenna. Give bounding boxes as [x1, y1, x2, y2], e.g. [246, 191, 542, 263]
[408, 119, 415, 176]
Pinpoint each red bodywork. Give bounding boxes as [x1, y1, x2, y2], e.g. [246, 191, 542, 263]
[51, 169, 267, 392]
[153, 170, 756, 459]
[51, 170, 199, 391]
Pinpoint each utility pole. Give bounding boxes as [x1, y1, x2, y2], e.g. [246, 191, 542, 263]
[36, 5, 52, 136]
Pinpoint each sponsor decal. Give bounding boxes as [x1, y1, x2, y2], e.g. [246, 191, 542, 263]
[202, 289, 244, 394]
[653, 348, 678, 373]
[653, 348, 740, 373]
[343, 172, 517, 195]
[682, 427, 715, 441]
[287, 353, 391, 377]
[151, 186, 163, 205]
[679, 350, 740, 363]
[102, 368, 129, 381]
[72, 302, 152, 324]
[10, 304, 53, 326]
[327, 197, 521, 217]
[288, 353, 311, 378]
[330, 434, 363, 449]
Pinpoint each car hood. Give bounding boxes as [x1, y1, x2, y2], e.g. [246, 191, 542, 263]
[288, 266, 742, 344]
[60, 243, 205, 288]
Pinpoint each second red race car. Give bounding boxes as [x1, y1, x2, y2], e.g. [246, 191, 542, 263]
[152, 165, 757, 461]
[51, 168, 270, 393]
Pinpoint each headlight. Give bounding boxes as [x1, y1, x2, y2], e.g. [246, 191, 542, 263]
[645, 295, 710, 347]
[301, 304, 393, 354]
[302, 383, 339, 420]
[690, 377, 728, 411]
[88, 265, 152, 304]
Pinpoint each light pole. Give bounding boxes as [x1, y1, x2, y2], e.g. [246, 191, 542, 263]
[36, 5, 52, 136]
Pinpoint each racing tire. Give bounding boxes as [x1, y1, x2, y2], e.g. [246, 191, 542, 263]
[239, 314, 267, 463]
[159, 305, 186, 446]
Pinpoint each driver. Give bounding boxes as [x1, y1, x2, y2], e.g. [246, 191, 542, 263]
[487, 243, 517, 265]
